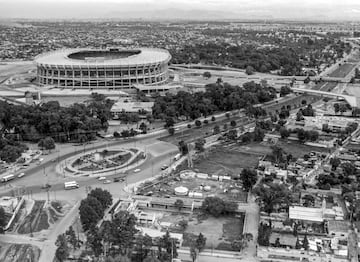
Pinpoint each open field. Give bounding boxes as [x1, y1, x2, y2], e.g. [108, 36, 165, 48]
[328, 63, 356, 78]
[0, 243, 40, 262]
[183, 215, 245, 251]
[194, 145, 262, 174]
[229, 141, 330, 159]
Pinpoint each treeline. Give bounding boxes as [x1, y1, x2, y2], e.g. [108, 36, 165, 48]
[0, 93, 113, 143]
[171, 43, 303, 75]
[152, 81, 276, 120]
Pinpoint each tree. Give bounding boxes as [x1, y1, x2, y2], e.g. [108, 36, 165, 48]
[55, 234, 69, 262]
[88, 188, 113, 211]
[203, 119, 209, 125]
[211, 116, 216, 122]
[195, 139, 206, 152]
[168, 127, 175, 136]
[334, 103, 340, 114]
[65, 226, 78, 250]
[254, 183, 290, 215]
[158, 231, 178, 261]
[0, 207, 6, 233]
[178, 140, 189, 155]
[230, 120, 237, 127]
[304, 76, 311, 84]
[227, 129, 237, 140]
[195, 120, 202, 128]
[86, 226, 103, 257]
[203, 71, 211, 79]
[330, 157, 341, 170]
[110, 211, 138, 253]
[303, 234, 309, 250]
[195, 233, 206, 253]
[213, 125, 220, 134]
[139, 122, 147, 134]
[121, 130, 130, 138]
[279, 127, 290, 139]
[295, 237, 302, 249]
[164, 117, 175, 128]
[225, 112, 231, 119]
[280, 86, 292, 97]
[190, 245, 197, 262]
[245, 65, 255, 75]
[240, 169, 258, 192]
[79, 196, 104, 231]
[174, 199, 184, 211]
[113, 131, 120, 138]
[38, 136, 55, 151]
[253, 127, 265, 142]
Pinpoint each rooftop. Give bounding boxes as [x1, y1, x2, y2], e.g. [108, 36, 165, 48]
[35, 48, 171, 67]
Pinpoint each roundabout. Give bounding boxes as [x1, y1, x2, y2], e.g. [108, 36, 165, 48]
[57, 147, 147, 177]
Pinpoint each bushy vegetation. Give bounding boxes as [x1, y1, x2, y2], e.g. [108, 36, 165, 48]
[152, 81, 276, 120]
[0, 93, 113, 143]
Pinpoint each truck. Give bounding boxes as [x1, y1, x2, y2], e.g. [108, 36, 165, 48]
[1, 174, 15, 183]
[173, 153, 182, 161]
[64, 181, 80, 190]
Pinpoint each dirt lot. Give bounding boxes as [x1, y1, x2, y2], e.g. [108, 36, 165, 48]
[182, 215, 245, 251]
[10, 200, 66, 234]
[329, 63, 357, 78]
[0, 243, 40, 262]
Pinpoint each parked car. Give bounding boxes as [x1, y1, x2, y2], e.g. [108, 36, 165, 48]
[134, 169, 141, 173]
[161, 165, 168, 170]
[18, 173, 25, 178]
[103, 180, 111, 184]
[114, 177, 125, 182]
[98, 176, 106, 181]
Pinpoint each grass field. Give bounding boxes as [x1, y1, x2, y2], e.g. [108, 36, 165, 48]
[194, 145, 262, 175]
[328, 63, 356, 78]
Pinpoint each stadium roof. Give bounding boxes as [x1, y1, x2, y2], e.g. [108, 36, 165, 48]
[35, 48, 171, 67]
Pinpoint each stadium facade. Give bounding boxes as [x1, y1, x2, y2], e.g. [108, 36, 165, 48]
[35, 48, 171, 89]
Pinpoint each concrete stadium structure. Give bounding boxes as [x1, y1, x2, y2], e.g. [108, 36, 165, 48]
[35, 48, 171, 89]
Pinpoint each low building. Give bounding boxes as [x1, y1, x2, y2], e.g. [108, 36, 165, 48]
[136, 226, 183, 247]
[110, 101, 154, 117]
[327, 220, 350, 238]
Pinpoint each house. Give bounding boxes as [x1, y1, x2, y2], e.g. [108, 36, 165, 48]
[327, 220, 350, 238]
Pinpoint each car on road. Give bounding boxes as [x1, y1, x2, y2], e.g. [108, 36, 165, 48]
[42, 183, 51, 189]
[18, 173, 25, 178]
[161, 165, 168, 170]
[134, 169, 141, 173]
[98, 176, 106, 181]
[114, 177, 125, 182]
[103, 179, 111, 184]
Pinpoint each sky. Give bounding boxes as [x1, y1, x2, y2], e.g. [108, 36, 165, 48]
[0, 0, 360, 20]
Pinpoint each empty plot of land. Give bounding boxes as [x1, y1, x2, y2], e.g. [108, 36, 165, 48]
[194, 145, 262, 175]
[328, 63, 356, 78]
[183, 215, 244, 251]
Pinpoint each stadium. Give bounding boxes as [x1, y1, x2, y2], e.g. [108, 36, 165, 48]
[35, 48, 171, 89]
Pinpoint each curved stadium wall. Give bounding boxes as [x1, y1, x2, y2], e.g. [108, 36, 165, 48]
[35, 48, 171, 89]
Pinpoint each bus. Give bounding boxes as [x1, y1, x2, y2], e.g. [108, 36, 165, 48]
[1, 174, 15, 183]
[64, 181, 80, 190]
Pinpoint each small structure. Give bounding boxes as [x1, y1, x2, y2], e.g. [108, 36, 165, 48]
[0, 196, 19, 213]
[174, 186, 189, 196]
[327, 220, 350, 238]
